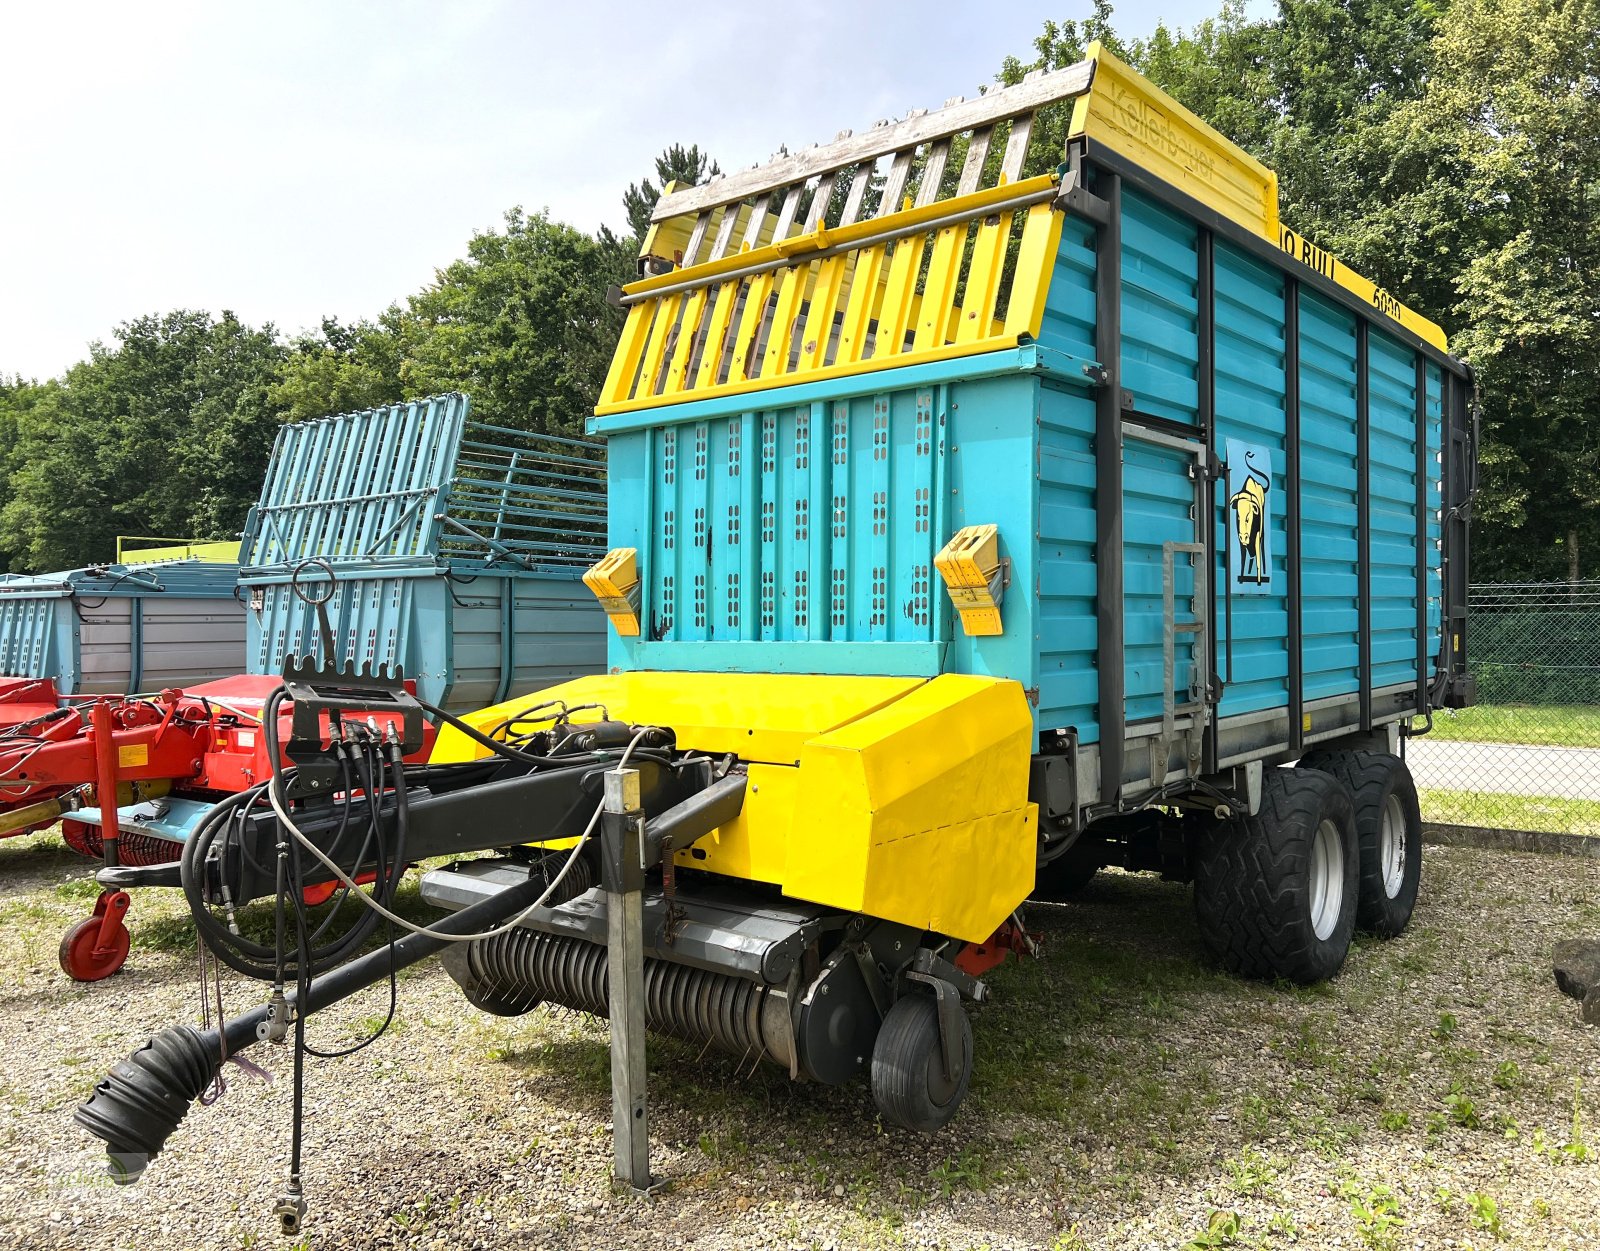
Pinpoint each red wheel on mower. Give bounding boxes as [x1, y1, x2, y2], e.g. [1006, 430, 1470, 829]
[58, 916, 131, 981]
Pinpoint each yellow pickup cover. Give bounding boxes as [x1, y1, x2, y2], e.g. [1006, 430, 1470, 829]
[582, 548, 641, 637]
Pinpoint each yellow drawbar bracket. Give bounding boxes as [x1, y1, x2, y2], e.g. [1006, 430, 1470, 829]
[583, 548, 641, 637]
[934, 525, 1008, 636]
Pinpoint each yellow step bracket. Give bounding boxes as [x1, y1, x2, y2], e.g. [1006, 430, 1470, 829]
[934, 524, 1008, 636]
[582, 547, 641, 637]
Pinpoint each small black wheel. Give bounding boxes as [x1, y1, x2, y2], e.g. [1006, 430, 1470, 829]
[1032, 837, 1102, 901]
[1192, 766, 1358, 984]
[871, 993, 971, 1133]
[1298, 750, 1422, 937]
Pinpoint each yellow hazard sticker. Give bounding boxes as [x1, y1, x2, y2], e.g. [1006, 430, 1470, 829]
[117, 744, 149, 768]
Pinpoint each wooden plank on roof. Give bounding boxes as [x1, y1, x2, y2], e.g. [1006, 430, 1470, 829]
[651, 59, 1093, 221]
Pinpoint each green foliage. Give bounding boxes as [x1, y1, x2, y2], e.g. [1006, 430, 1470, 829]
[1465, 1191, 1505, 1239]
[0, 311, 284, 570]
[999, 1, 1600, 580]
[272, 210, 633, 439]
[623, 143, 721, 240]
[1185, 1209, 1242, 1249]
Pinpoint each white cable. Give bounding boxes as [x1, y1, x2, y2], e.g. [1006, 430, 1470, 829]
[264, 727, 655, 944]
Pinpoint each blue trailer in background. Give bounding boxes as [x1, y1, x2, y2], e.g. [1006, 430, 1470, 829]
[0, 557, 245, 703]
[236, 391, 607, 710]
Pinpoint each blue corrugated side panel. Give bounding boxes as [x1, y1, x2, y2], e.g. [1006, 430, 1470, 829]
[1368, 329, 1423, 691]
[1120, 188, 1199, 426]
[1213, 241, 1289, 717]
[1036, 378, 1101, 744]
[1125, 438, 1198, 724]
[944, 372, 1047, 713]
[246, 395, 466, 568]
[611, 368, 959, 677]
[1426, 363, 1444, 669]
[604, 355, 1052, 710]
[1298, 291, 1362, 702]
[0, 595, 61, 680]
[1033, 217, 1101, 742]
[1037, 217, 1098, 363]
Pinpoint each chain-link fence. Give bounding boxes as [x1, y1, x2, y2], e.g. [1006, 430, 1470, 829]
[1412, 580, 1600, 834]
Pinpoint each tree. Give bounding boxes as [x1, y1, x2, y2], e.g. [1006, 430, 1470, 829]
[623, 144, 721, 239]
[0, 311, 285, 570]
[269, 314, 413, 426]
[1384, 0, 1600, 579]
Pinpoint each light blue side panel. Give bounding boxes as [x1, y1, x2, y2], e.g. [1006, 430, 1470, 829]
[1298, 291, 1361, 701]
[945, 372, 1047, 717]
[0, 596, 63, 683]
[1120, 188, 1199, 426]
[1368, 329, 1423, 690]
[636, 393, 942, 650]
[1125, 439, 1199, 723]
[1213, 241, 1289, 717]
[448, 577, 606, 708]
[1036, 379, 1100, 743]
[1425, 363, 1444, 669]
[1037, 217, 1097, 362]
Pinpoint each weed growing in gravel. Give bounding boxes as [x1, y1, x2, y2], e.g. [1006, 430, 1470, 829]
[1222, 1147, 1281, 1198]
[1444, 1087, 1484, 1129]
[1184, 1209, 1242, 1248]
[1379, 1109, 1411, 1132]
[1434, 1012, 1459, 1040]
[1333, 1176, 1404, 1251]
[1492, 1060, 1523, 1091]
[1465, 1191, 1505, 1240]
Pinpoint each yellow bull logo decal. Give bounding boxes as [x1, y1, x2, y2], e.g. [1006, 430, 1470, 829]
[1226, 443, 1272, 589]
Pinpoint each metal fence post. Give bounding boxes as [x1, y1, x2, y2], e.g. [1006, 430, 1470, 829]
[601, 766, 650, 1190]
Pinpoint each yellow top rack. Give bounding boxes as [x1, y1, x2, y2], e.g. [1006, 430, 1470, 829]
[597, 44, 1446, 419]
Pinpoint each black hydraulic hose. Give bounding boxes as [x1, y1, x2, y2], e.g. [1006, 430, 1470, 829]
[75, 869, 554, 1182]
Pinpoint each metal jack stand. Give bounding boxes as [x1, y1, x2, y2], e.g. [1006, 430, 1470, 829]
[601, 767, 651, 1191]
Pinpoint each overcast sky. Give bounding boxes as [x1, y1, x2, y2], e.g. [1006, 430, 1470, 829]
[1, 1, 1252, 381]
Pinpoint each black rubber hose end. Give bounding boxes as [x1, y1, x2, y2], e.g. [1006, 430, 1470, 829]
[73, 1025, 220, 1185]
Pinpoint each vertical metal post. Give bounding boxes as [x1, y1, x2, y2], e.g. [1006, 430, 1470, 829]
[1285, 278, 1303, 753]
[90, 699, 121, 869]
[1414, 354, 1430, 720]
[601, 767, 650, 1191]
[1356, 321, 1372, 731]
[1197, 228, 1219, 775]
[1094, 167, 1125, 804]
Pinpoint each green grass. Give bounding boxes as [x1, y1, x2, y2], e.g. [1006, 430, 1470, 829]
[1420, 788, 1600, 835]
[1427, 704, 1600, 748]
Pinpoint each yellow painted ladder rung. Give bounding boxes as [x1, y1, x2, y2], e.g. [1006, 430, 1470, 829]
[761, 262, 812, 380]
[664, 287, 710, 395]
[799, 253, 850, 370]
[637, 292, 685, 398]
[600, 303, 655, 405]
[913, 222, 968, 353]
[835, 243, 888, 366]
[1003, 202, 1065, 340]
[727, 271, 777, 384]
[956, 211, 1014, 344]
[877, 236, 926, 360]
[694, 279, 743, 390]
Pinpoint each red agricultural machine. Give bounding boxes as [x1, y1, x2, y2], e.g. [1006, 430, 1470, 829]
[0, 393, 605, 979]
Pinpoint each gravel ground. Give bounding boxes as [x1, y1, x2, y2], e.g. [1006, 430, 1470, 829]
[0, 831, 1596, 1251]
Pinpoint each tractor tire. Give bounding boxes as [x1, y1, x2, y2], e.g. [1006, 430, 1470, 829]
[1193, 766, 1358, 985]
[1032, 837, 1102, 901]
[1297, 750, 1422, 938]
[871, 993, 971, 1133]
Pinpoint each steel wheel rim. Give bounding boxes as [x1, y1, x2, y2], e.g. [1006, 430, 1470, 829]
[1309, 818, 1345, 941]
[1380, 793, 1407, 899]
